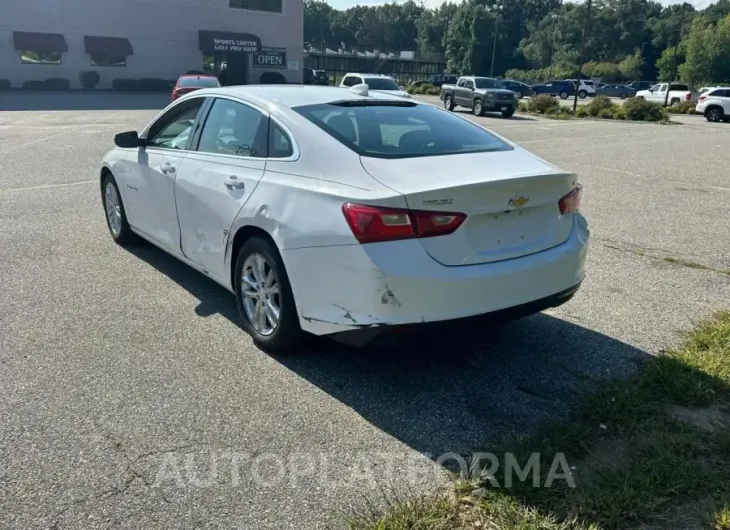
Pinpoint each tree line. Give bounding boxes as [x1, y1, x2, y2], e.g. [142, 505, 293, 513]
[304, 0, 730, 85]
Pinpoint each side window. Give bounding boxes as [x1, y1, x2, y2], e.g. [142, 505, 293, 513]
[146, 98, 205, 150]
[197, 98, 267, 158]
[456, 78, 465, 87]
[268, 121, 294, 158]
[342, 76, 354, 87]
[465, 79, 474, 89]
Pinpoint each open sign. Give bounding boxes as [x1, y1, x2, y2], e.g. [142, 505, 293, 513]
[253, 47, 286, 69]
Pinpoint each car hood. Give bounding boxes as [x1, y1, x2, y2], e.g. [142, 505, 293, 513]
[476, 88, 515, 96]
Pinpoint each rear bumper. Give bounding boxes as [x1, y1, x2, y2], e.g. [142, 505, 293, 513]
[283, 213, 589, 336]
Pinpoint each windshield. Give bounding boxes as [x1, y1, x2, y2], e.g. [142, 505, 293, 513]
[365, 78, 400, 91]
[178, 76, 219, 88]
[293, 101, 511, 159]
[474, 78, 500, 89]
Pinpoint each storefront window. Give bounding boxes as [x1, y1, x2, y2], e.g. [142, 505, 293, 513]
[90, 54, 127, 67]
[229, 0, 282, 13]
[20, 51, 61, 65]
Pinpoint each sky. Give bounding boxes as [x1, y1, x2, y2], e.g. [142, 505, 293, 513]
[325, 0, 714, 10]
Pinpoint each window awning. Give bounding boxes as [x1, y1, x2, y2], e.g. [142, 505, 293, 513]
[13, 32, 68, 53]
[84, 36, 134, 56]
[199, 30, 261, 55]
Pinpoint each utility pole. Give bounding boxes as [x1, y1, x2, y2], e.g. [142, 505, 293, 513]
[416, 0, 425, 79]
[664, 2, 687, 107]
[573, 0, 593, 113]
[490, 3, 502, 77]
[320, 10, 325, 70]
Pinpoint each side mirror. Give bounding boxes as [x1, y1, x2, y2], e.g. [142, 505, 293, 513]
[114, 131, 143, 149]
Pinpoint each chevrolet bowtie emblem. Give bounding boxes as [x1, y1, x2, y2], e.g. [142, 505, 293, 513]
[508, 195, 530, 208]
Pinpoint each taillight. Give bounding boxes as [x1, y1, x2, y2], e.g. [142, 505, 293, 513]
[698, 95, 706, 102]
[685, 93, 691, 101]
[342, 203, 466, 244]
[558, 185, 583, 215]
[171, 89, 180, 100]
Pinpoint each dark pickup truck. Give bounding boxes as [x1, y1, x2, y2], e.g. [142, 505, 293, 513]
[440, 76, 517, 118]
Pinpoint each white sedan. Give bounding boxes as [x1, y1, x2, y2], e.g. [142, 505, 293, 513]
[101, 85, 589, 352]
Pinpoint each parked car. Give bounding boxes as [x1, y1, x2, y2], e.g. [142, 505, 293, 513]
[499, 79, 533, 98]
[696, 87, 730, 122]
[635, 82, 696, 105]
[340, 73, 410, 98]
[100, 85, 588, 351]
[531, 80, 575, 99]
[440, 76, 517, 117]
[410, 74, 458, 88]
[595, 83, 636, 99]
[172, 74, 220, 101]
[627, 81, 654, 91]
[565, 79, 596, 98]
[699, 86, 720, 94]
[304, 68, 329, 85]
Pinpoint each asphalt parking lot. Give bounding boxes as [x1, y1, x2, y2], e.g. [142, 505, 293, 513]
[1, 93, 729, 529]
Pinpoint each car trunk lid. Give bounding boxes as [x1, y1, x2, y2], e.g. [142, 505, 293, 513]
[360, 149, 578, 266]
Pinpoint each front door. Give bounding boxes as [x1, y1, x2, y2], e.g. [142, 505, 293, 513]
[227, 53, 249, 85]
[126, 97, 207, 251]
[175, 96, 268, 279]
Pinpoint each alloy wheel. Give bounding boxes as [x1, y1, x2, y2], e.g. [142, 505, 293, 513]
[708, 108, 722, 122]
[241, 253, 280, 336]
[104, 182, 122, 237]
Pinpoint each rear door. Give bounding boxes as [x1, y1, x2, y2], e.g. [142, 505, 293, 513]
[174, 96, 269, 279]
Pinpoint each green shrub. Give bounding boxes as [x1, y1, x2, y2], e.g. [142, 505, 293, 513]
[575, 106, 590, 118]
[79, 70, 100, 90]
[584, 95, 615, 116]
[527, 94, 559, 114]
[46, 78, 70, 90]
[407, 83, 441, 96]
[623, 97, 668, 122]
[598, 106, 625, 120]
[517, 101, 529, 112]
[112, 79, 139, 91]
[0, 79, 11, 90]
[138, 78, 174, 92]
[666, 100, 696, 114]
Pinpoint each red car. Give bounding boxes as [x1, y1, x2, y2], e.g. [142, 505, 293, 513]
[171, 74, 220, 100]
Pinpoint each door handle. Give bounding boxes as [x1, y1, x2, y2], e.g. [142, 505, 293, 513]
[160, 163, 176, 174]
[224, 175, 245, 190]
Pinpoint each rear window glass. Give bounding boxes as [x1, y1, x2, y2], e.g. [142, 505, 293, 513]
[293, 101, 511, 159]
[474, 78, 500, 89]
[178, 76, 220, 88]
[364, 78, 400, 90]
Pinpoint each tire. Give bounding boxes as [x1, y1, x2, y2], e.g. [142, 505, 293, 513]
[501, 107, 515, 118]
[444, 95, 454, 111]
[559, 91, 569, 100]
[670, 98, 680, 106]
[473, 99, 483, 116]
[578, 90, 587, 99]
[101, 172, 139, 246]
[705, 106, 724, 122]
[619, 92, 627, 99]
[234, 236, 304, 353]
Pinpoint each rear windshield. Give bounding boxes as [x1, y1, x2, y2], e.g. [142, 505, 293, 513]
[293, 101, 511, 159]
[474, 78, 500, 89]
[178, 76, 220, 88]
[364, 78, 400, 91]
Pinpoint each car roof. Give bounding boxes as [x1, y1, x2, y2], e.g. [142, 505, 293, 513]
[184, 85, 409, 109]
[344, 73, 393, 78]
[179, 74, 217, 78]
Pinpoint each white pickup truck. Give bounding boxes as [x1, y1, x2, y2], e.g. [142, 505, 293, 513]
[635, 82, 697, 105]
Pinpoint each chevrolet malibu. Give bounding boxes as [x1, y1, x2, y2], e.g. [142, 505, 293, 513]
[100, 85, 589, 352]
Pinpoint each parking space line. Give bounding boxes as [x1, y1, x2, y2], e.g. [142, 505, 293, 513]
[0, 126, 83, 154]
[0, 180, 96, 194]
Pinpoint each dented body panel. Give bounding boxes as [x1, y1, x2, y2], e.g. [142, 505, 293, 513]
[284, 213, 589, 335]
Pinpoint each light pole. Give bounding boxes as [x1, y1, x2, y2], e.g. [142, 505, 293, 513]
[489, 4, 503, 77]
[664, 2, 687, 107]
[573, 0, 593, 113]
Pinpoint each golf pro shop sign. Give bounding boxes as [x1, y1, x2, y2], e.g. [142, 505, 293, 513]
[254, 47, 287, 69]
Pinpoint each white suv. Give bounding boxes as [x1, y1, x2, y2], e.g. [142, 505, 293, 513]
[339, 73, 411, 98]
[696, 87, 730, 122]
[565, 79, 596, 98]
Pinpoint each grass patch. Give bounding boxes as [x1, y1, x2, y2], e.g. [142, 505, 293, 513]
[666, 100, 697, 114]
[348, 312, 730, 530]
[407, 83, 441, 96]
[663, 256, 730, 276]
